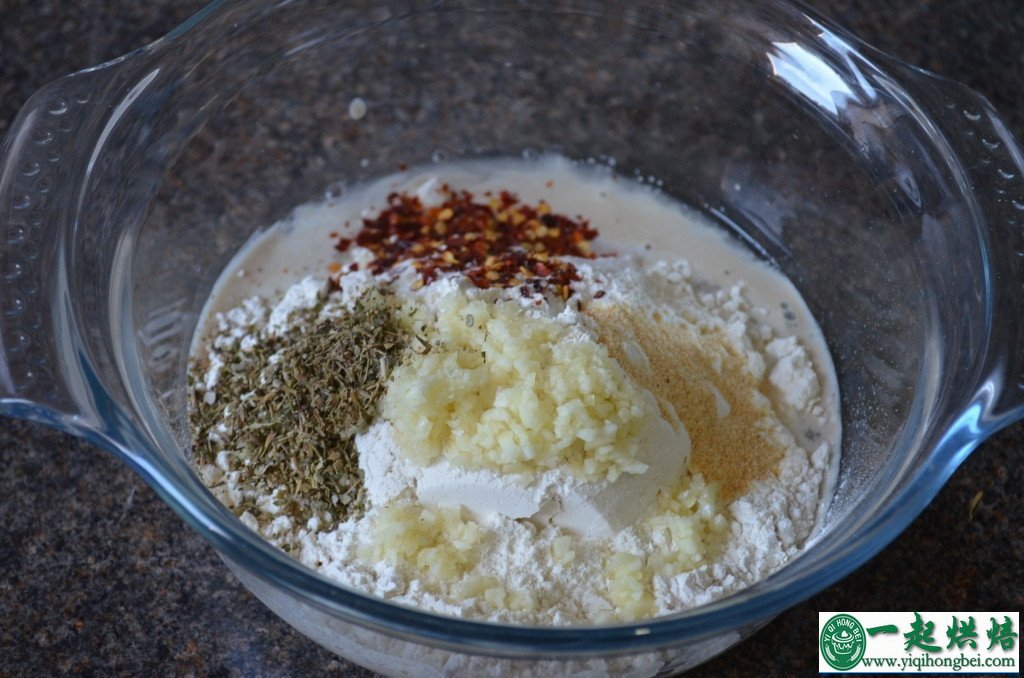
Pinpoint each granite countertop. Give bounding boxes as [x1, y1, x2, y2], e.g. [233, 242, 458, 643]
[1, 1, 1022, 675]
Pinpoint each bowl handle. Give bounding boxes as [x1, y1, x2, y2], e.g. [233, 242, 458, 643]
[0, 63, 134, 434]
[890, 65, 1024, 426]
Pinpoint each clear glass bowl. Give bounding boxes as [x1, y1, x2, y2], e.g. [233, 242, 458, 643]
[2, 0, 1024, 674]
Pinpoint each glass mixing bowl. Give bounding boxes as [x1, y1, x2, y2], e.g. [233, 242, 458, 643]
[2, 0, 1024, 674]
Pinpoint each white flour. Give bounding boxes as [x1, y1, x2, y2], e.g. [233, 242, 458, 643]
[195, 250, 834, 624]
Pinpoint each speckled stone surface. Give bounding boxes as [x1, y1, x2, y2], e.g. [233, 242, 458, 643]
[1, 1, 1022, 676]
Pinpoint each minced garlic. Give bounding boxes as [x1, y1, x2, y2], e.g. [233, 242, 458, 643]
[645, 473, 728, 576]
[604, 472, 727, 620]
[357, 503, 484, 582]
[604, 552, 652, 621]
[383, 290, 654, 482]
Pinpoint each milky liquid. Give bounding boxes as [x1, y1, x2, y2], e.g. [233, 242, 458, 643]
[194, 156, 842, 520]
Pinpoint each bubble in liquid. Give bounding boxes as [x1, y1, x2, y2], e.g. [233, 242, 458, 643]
[2, 259, 23, 280]
[8, 330, 29, 353]
[3, 293, 25, 317]
[31, 129, 54, 145]
[982, 137, 1001, 151]
[14, 366, 36, 392]
[6, 225, 25, 245]
[47, 99, 69, 116]
[348, 97, 368, 120]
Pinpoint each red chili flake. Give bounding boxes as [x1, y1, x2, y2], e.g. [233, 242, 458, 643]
[334, 187, 600, 296]
[594, 290, 606, 299]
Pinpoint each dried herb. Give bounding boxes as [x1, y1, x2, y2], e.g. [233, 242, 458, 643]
[190, 287, 405, 529]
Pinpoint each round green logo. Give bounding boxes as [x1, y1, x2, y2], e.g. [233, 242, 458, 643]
[820, 614, 867, 671]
